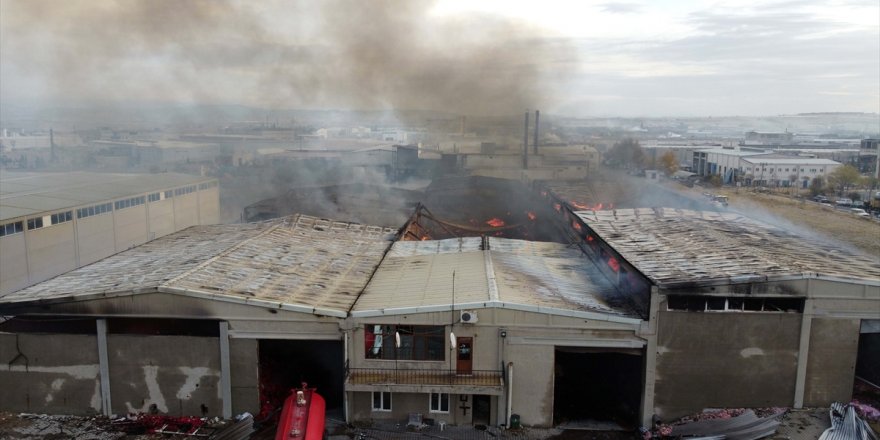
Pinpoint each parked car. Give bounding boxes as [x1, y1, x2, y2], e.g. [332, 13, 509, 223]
[850, 208, 870, 217]
[812, 195, 828, 203]
[835, 198, 853, 207]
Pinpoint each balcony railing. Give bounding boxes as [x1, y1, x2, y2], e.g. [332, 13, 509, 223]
[345, 367, 503, 387]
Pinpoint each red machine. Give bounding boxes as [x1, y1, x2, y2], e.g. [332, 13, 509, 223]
[275, 383, 326, 440]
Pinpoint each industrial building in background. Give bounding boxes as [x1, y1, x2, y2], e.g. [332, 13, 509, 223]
[0, 171, 219, 294]
[0, 176, 876, 430]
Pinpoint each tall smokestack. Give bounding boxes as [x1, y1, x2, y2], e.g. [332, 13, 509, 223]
[50, 128, 56, 162]
[523, 111, 529, 169]
[533, 110, 540, 155]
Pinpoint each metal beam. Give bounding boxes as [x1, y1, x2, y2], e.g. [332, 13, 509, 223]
[96, 319, 112, 416]
[219, 321, 232, 418]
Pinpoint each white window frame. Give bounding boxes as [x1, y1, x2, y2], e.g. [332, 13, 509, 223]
[372, 391, 391, 412]
[429, 393, 450, 413]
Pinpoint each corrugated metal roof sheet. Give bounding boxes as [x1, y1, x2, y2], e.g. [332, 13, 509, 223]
[577, 208, 880, 286]
[0, 215, 397, 316]
[353, 237, 640, 321]
[0, 171, 215, 221]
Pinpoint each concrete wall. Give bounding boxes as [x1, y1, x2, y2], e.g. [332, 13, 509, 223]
[229, 338, 259, 415]
[803, 318, 860, 407]
[148, 198, 176, 239]
[108, 334, 222, 416]
[113, 205, 148, 251]
[26, 221, 77, 282]
[0, 233, 28, 294]
[654, 309, 801, 420]
[76, 212, 116, 264]
[506, 343, 555, 427]
[174, 193, 200, 230]
[0, 333, 101, 415]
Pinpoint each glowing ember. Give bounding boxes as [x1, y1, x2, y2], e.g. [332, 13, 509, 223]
[527, 211, 537, 221]
[421, 236, 429, 241]
[554, 203, 562, 212]
[486, 218, 505, 227]
[569, 201, 612, 211]
[572, 221, 582, 231]
[607, 257, 620, 272]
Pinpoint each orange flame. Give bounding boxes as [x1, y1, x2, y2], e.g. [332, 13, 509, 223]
[486, 218, 505, 227]
[527, 211, 537, 221]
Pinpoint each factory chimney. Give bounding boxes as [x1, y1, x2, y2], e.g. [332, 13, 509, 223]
[533, 110, 540, 155]
[523, 111, 529, 169]
[50, 128, 56, 162]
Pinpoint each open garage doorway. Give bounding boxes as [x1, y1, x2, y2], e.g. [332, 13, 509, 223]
[258, 339, 344, 422]
[553, 347, 643, 429]
[854, 320, 880, 406]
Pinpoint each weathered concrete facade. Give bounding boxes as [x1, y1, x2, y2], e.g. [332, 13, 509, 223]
[654, 305, 801, 419]
[0, 333, 101, 414]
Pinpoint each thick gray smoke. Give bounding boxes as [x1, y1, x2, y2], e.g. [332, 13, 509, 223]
[1, 0, 577, 116]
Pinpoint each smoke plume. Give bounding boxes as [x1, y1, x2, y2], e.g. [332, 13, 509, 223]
[1, 0, 578, 116]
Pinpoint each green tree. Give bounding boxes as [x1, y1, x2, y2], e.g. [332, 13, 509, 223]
[827, 165, 861, 195]
[809, 177, 825, 196]
[606, 138, 645, 169]
[659, 151, 679, 176]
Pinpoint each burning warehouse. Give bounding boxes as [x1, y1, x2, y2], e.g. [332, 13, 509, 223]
[0, 182, 878, 429]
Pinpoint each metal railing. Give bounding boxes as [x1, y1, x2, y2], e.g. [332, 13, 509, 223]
[346, 367, 503, 387]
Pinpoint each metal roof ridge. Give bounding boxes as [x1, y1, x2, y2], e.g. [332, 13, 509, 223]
[159, 219, 287, 290]
[484, 250, 500, 302]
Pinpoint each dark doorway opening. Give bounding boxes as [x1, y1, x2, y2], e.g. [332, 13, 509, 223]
[854, 323, 880, 407]
[258, 339, 344, 423]
[553, 348, 643, 428]
[473, 395, 491, 425]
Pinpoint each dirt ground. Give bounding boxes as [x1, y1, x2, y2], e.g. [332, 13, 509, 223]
[683, 184, 880, 257]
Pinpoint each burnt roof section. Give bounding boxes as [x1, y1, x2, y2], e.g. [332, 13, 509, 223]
[576, 208, 880, 287]
[0, 215, 397, 316]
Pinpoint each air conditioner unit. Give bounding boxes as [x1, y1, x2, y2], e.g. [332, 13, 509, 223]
[460, 310, 478, 324]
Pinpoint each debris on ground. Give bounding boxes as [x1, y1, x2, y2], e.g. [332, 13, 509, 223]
[648, 408, 787, 439]
[819, 402, 879, 440]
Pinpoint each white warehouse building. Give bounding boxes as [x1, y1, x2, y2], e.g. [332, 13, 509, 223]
[0, 171, 219, 294]
[693, 148, 840, 186]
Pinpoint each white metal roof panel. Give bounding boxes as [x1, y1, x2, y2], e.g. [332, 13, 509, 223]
[0, 215, 397, 316]
[354, 252, 490, 312]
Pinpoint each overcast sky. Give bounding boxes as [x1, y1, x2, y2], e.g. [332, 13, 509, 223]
[1, 0, 877, 117]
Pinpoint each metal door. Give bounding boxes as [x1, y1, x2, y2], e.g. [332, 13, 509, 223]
[456, 337, 472, 375]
